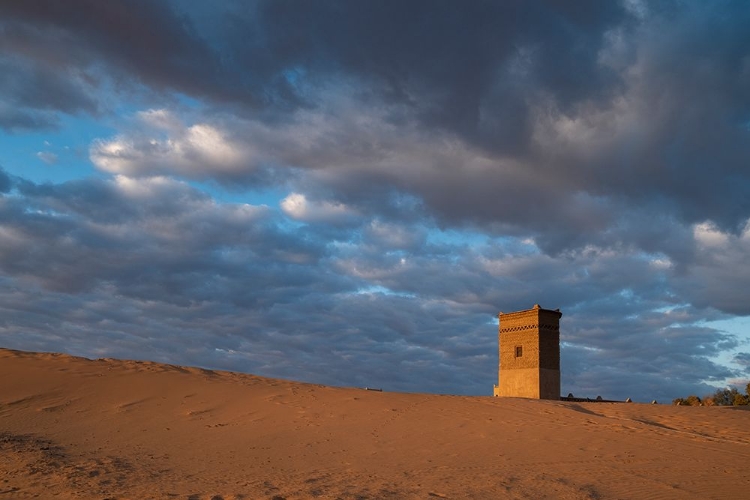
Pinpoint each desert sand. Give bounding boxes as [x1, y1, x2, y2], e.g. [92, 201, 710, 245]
[1, 348, 748, 499]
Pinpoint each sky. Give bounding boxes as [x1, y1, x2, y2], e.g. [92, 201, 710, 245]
[1, 0, 749, 403]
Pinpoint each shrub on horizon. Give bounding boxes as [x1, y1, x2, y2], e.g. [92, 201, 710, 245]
[672, 395, 702, 406]
[673, 385, 750, 406]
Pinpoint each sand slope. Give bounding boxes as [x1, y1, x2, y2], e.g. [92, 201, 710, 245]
[1, 348, 749, 499]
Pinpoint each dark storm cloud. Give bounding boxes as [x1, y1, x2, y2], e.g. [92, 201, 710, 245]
[0, 168, 740, 399]
[227, 1, 629, 130]
[670, 221, 750, 316]
[0, 0, 630, 128]
[224, 1, 750, 260]
[227, 0, 750, 254]
[0, 173, 496, 393]
[554, 1, 750, 233]
[0, 168, 12, 193]
[0, 0, 225, 100]
[6, 0, 750, 254]
[0, 107, 58, 133]
[0, 56, 98, 131]
[0, 57, 98, 113]
[0, 168, 744, 398]
[735, 352, 750, 371]
[331, 228, 745, 400]
[3, 175, 341, 303]
[560, 342, 732, 404]
[1, 1, 749, 400]
[562, 305, 739, 402]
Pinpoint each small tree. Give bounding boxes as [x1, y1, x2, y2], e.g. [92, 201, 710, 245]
[673, 395, 702, 406]
[706, 387, 750, 406]
[674, 386, 750, 407]
[711, 388, 739, 406]
[685, 395, 702, 406]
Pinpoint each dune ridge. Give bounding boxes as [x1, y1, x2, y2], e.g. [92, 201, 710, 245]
[1, 347, 749, 499]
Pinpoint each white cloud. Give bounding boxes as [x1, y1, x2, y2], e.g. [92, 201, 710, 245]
[36, 151, 58, 164]
[280, 192, 359, 224]
[89, 110, 252, 178]
[678, 218, 750, 315]
[693, 221, 729, 248]
[364, 220, 425, 250]
[649, 257, 672, 271]
[136, 108, 183, 132]
[112, 174, 185, 200]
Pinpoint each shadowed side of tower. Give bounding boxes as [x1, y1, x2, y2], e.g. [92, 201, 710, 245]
[493, 304, 561, 400]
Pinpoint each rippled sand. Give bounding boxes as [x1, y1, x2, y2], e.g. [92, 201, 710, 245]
[1, 348, 748, 499]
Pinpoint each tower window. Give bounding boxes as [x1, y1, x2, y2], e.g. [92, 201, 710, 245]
[515, 346, 523, 358]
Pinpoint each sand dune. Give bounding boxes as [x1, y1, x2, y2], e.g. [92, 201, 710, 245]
[1, 348, 748, 499]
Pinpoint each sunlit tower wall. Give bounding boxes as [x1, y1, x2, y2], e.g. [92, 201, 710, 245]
[493, 304, 562, 400]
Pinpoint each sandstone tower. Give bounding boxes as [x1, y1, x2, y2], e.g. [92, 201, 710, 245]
[493, 304, 561, 399]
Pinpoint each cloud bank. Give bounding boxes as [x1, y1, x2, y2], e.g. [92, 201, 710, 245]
[0, 0, 749, 401]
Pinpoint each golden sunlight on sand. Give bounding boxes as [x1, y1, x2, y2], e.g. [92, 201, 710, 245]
[1, 348, 748, 499]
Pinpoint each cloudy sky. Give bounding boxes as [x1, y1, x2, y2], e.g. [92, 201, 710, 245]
[1, 0, 749, 402]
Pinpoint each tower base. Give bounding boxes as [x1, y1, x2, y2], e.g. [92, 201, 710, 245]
[495, 368, 560, 399]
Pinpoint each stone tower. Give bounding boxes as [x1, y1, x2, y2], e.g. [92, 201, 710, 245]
[493, 304, 561, 400]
